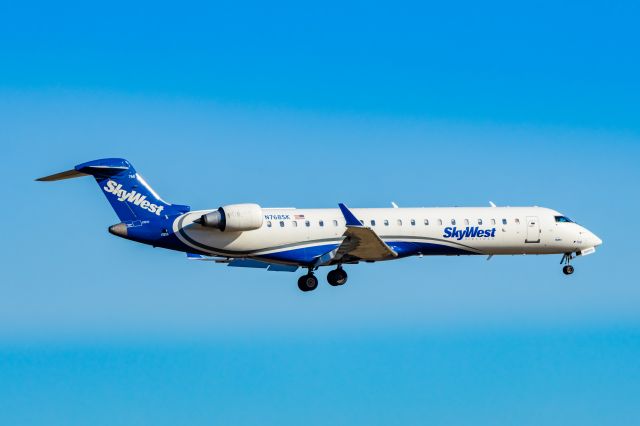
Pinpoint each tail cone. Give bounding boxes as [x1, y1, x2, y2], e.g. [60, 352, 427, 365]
[108, 223, 128, 238]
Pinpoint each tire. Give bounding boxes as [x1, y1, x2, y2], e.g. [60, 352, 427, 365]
[298, 274, 318, 291]
[563, 265, 574, 275]
[327, 270, 338, 286]
[327, 269, 348, 286]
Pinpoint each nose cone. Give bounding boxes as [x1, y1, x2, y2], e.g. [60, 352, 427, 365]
[577, 224, 602, 249]
[583, 227, 602, 247]
[592, 233, 603, 247]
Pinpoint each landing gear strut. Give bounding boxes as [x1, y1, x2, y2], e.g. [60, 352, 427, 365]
[327, 267, 348, 286]
[561, 253, 575, 275]
[298, 270, 319, 292]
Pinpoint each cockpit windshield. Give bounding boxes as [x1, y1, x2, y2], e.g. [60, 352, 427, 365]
[555, 216, 574, 223]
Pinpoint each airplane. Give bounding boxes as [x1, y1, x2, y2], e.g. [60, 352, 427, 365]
[37, 158, 603, 292]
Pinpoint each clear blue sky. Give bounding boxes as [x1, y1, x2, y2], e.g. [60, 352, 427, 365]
[1, 1, 639, 425]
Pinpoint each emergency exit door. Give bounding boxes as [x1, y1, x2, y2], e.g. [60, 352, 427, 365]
[526, 216, 540, 243]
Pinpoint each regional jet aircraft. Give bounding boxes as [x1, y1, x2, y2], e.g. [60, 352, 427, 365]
[37, 158, 602, 292]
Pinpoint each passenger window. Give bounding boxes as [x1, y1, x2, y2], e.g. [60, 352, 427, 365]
[451, 219, 456, 225]
[292, 220, 298, 227]
[333, 220, 338, 227]
[478, 219, 483, 225]
[438, 219, 443, 226]
[424, 219, 429, 226]
[490, 219, 496, 225]
[319, 220, 324, 227]
[371, 219, 376, 226]
[360, 220, 365, 225]
[502, 218, 507, 225]
[267, 221, 272, 228]
[397, 219, 403, 226]
[384, 219, 389, 226]
[464, 219, 469, 225]
[515, 218, 520, 224]
[279, 221, 285, 227]
[410, 219, 416, 226]
[305, 220, 310, 227]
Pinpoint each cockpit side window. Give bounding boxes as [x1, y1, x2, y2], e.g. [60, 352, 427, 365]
[555, 216, 574, 223]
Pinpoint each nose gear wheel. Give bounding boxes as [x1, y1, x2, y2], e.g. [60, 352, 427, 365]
[560, 253, 575, 275]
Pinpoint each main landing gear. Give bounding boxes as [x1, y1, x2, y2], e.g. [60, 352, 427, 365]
[561, 253, 575, 275]
[297, 272, 319, 292]
[297, 267, 348, 292]
[327, 267, 348, 286]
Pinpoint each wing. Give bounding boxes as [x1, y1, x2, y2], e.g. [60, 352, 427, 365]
[336, 225, 398, 261]
[227, 259, 299, 272]
[186, 253, 299, 272]
[316, 204, 397, 265]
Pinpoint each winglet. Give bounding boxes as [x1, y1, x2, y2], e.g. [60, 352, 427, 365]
[338, 203, 362, 227]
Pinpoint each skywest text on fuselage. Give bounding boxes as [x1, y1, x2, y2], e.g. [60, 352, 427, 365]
[443, 226, 497, 240]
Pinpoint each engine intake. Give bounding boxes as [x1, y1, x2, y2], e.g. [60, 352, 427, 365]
[195, 203, 263, 232]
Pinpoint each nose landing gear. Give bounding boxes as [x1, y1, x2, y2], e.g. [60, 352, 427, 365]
[561, 253, 575, 275]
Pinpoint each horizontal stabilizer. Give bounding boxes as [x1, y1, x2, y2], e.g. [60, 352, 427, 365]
[36, 158, 190, 221]
[36, 164, 130, 182]
[35, 169, 88, 182]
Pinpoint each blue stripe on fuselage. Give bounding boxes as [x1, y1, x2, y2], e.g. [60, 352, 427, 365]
[388, 241, 476, 257]
[259, 241, 476, 264]
[142, 227, 479, 264]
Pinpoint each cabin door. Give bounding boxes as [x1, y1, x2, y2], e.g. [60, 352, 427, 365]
[526, 216, 540, 243]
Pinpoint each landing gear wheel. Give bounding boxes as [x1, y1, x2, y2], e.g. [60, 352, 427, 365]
[327, 268, 348, 286]
[561, 253, 575, 276]
[298, 274, 319, 292]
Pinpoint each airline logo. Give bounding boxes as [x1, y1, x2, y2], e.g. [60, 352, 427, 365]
[103, 180, 164, 216]
[443, 226, 496, 240]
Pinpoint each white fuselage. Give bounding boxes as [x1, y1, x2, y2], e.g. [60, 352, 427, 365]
[173, 206, 602, 265]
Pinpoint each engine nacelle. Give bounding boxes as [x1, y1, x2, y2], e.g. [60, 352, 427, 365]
[197, 203, 263, 232]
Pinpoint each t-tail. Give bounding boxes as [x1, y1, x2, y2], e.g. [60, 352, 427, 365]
[36, 158, 190, 231]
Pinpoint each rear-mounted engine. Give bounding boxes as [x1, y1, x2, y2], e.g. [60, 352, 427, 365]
[195, 203, 263, 232]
